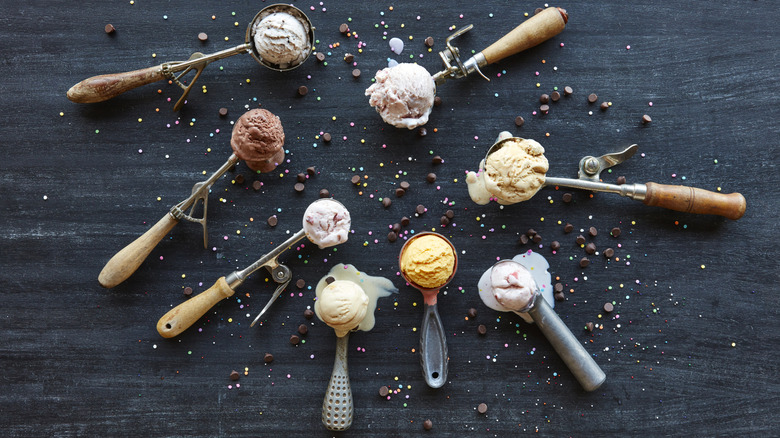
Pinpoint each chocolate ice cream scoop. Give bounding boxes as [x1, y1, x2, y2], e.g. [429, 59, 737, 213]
[230, 108, 285, 172]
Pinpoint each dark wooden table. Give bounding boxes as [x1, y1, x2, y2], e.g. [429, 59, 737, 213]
[2, 1, 778, 436]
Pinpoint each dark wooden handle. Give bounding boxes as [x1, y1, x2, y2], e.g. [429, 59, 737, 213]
[67, 65, 166, 103]
[98, 213, 179, 288]
[481, 7, 567, 65]
[157, 276, 235, 338]
[644, 182, 746, 220]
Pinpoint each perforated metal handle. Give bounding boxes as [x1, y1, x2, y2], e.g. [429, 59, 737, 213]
[322, 334, 353, 431]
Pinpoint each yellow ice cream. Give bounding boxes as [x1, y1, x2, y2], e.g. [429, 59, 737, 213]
[314, 280, 369, 337]
[400, 234, 455, 289]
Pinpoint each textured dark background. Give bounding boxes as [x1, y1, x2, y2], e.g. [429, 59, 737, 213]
[2, 0, 779, 436]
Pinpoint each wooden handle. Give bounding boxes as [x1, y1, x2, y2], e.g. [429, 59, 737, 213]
[644, 182, 747, 220]
[481, 7, 568, 65]
[157, 276, 236, 338]
[98, 213, 179, 288]
[67, 65, 166, 103]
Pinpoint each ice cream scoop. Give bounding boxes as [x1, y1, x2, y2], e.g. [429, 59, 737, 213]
[302, 199, 351, 249]
[315, 264, 397, 431]
[365, 7, 568, 129]
[230, 108, 285, 173]
[478, 254, 606, 391]
[467, 131, 747, 219]
[156, 198, 351, 338]
[399, 232, 457, 388]
[67, 4, 314, 110]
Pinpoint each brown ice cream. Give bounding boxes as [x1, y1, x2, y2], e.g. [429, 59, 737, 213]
[230, 109, 285, 172]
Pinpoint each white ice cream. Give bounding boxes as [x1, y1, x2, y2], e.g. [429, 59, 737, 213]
[252, 11, 311, 69]
[365, 63, 435, 129]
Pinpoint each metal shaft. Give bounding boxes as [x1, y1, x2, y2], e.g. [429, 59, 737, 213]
[544, 177, 647, 201]
[224, 229, 306, 289]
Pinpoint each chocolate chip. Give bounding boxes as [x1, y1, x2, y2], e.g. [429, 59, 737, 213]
[554, 291, 565, 301]
[298, 324, 308, 335]
[477, 324, 487, 335]
[534, 7, 544, 14]
[616, 175, 626, 185]
[290, 334, 300, 345]
[641, 114, 652, 124]
[296, 279, 306, 289]
[445, 210, 454, 219]
[423, 419, 433, 430]
[303, 309, 314, 319]
[539, 104, 550, 113]
[322, 132, 332, 142]
[297, 173, 306, 183]
[424, 36, 435, 47]
[344, 53, 354, 63]
[418, 127, 427, 137]
[554, 283, 564, 293]
[585, 242, 596, 254]
[610, 227, 621, 237]
[395, 188, 406, 197]
[562, 192, 573, 203]
[603, 302, 614, 313]
[434, 96, 442, 106]
[294, 182, 305, 192]
[564, 86, 573, 96]
[218, 107, 229, 117]
[318, 188, 330, 198]
[267, 215, 278, 227]
[351, 175, 361, 185]
[600, 101, 609, 111]
[478, 403, 488, 414]
[589, 226, 598, 237]
[382, 197, 392, 208]
[551, 241, 561, 251]
[387, 231, 397, 242]
[440, 216, 450, 226]
[564, 223, 574, 233]
[198, 32, 208, 42]
[392, 223, 401, 233]
[235, 174, 245, 185]
[532, 234, 542, 244]
[230, 370, 240, 381]
[603, 247, 615, 258]
[379, 385, 390, 397]
[575, 235, 586, 245]
[468, 308, 478, 318]
[426, 173, 437, 183]
[514, 116, 525, 127]
[579, 257, 590, 268]
[518, 234, 529, 245]
[297, 85, 308, 96]
[306, 167, 316, 176]
[585, 322, 594, 332]
[526, 229, 537, 237]
[551, 91, 561, 102]
[325, 276, 336, 285]
[432, 155, 443, 165]
[264, 353, 274, 363]
[352, 68, 361, 78]
[401, 216, 410, 226]
[339, 23, 349, 34]
[400, 181, 410, 191]
[105, 23, 116, 34]
[415, 204, 426, 215]
[540, 94, 550, 104]
[315, 52, 326, 62]
[587, 93, 598, 103]
[183, 286, 193, 296]
[252, 181, 262, 191]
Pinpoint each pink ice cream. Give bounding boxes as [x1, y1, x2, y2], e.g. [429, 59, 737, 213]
[230, 108, 285, 173]
[365, 63, 435, 129]
[303, 199, 351, 249]
[489, 261, 537, 311]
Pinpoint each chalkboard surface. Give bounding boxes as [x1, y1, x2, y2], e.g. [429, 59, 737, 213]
[2, 1, 778, 436]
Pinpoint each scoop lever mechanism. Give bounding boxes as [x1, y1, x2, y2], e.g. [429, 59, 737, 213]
[577, 144, 638, 182]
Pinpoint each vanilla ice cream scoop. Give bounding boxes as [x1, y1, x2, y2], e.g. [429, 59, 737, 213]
[315, 280, 369, 337]
[303, 199, 351, 249]
[467, 136, 548, 205]
[365, 63, 435, 129]
[252, 10, 312, 69]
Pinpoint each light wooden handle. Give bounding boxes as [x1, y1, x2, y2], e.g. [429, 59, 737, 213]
[157, 276, 236, 338]
[481, 7, 568, 65]
[98, 213, 179, 288]
[644, 183, 746, 220]
[67, 65, 166, 103]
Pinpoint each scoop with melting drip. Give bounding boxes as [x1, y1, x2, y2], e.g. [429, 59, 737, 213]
[399, 232, 458, 388]
[479, 257, 606, 391]
[156, 198, 350, 338]
[466, 131, 746, 220]
[67, 4, 314, 110]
